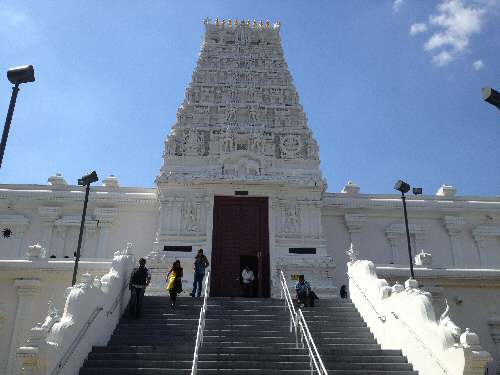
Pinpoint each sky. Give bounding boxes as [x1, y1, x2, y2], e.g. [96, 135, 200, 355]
[0, 0, 499, 196]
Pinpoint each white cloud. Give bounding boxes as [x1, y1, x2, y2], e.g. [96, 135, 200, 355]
[0, 5, 40, 47]
[409, 23, 428, 35]
[393, 0, 405, 13]
[423, 0, 487, 66]
[472, 59, 484, 70]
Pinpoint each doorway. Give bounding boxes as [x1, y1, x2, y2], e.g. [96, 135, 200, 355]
[211, 196, 270, 297]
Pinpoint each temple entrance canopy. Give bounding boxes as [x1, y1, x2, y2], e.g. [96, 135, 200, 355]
[152, 18, 336, 297]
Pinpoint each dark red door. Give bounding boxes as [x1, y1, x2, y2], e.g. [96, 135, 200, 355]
[211, 196, 270, 297]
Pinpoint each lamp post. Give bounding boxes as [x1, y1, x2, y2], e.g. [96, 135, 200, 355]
[482, 87, 500, 111]
[1, 65, 35, 168]
[394, 180, 415, 279]
[71, 171, 99, 286]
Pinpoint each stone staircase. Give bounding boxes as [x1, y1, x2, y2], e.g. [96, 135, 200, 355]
[80, 296, 202, 374]
[301, 298, 418, 374]
[196, 297, 311, 374]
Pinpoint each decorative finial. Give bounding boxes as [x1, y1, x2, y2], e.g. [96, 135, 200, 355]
[234, 19, 239, 27]
[259, 20, 263, 28]
[228, 19, 232, 27]
[216, 18, 220, 27]
[253, 20, 257, 28]
[266, 20, 270, 28]
[222, 19, 226, 27]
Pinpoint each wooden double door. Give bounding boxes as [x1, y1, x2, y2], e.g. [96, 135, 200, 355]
[211, 196, 270, 297]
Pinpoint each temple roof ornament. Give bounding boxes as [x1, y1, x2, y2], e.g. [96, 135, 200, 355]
[157, 20, 325, 189]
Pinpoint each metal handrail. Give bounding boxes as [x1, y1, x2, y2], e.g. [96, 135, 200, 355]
[50, 305, 103, 375]
[279, 270, 298, 344]
[279, 270, 328, 375]
[297, 309, 328, 375]
[347, 273, 386, 322]
[191, 271, 210, 375]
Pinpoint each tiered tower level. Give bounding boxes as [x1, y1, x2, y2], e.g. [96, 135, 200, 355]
[153, 19, 334, 298]
[157, 19, 324, 188]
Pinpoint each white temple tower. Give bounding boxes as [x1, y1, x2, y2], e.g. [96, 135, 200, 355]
[154, 19, 335, 297]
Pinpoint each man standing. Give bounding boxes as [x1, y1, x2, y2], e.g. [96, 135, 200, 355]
[128, 258, 151, 319]
[190, 249, 209, 298]
[241, 265, 255, 298]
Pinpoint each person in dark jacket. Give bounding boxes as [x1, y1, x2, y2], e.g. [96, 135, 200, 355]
[190, 249, 209, 298]
[128, 258, 151, 318]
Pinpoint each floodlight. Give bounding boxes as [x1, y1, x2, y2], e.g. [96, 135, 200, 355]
[7, 65, 35, 85]
[78, 171, 98, 186]
[394, 180, 410, 194]
[482, 87, 500, 110]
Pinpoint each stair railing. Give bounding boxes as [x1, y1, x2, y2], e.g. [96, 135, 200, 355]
[279, 269, 298, 345]
[191, 271, 210, 375]
[279, 270, 328, 375]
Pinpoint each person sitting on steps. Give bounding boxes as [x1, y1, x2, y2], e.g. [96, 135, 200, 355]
[295, 275, 318, 308]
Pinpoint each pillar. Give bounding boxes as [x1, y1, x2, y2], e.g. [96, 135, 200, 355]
[6, 279, 40, 375]
[94, 208, 118, 259]
[38, 207, 60, 256]
[443, 216, 465, 266]
[345, 214, 367, 257]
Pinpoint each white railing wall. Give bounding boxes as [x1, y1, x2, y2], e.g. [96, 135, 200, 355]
[191, 271, 210, 375]
[279, 270, 328, 375]
[16, 246, 135, 375]
[348, 259, 493, 375]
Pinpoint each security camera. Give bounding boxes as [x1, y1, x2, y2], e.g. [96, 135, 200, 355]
[7, 65, 35, 85]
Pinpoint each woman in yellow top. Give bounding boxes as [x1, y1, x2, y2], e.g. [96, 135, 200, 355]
[166, 260, 183, 307]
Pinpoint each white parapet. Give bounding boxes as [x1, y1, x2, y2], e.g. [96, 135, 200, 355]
[347, 259, 493, 375]
[16, 245, 135, 375]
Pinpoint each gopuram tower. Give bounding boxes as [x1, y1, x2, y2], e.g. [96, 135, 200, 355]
[152, 19, 336, 297]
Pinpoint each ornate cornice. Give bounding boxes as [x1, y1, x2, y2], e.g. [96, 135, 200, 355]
[323, 193, 500, 212]
[0, 185, 158, 207]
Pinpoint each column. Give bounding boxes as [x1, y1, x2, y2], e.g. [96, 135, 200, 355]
[443, 216, 465, 266]
[38, 207, 60, 256]
[94, 208, 118, 259]
[53, 225, 67, 258]
[386, 233, 399, 264]
[6, 279, 40, 375]
[344, 214, 367, 256]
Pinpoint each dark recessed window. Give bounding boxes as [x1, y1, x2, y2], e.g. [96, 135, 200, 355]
[2, 228, 12, 238]
[289, 248, 316, 255]
[163, 246, 192, 252]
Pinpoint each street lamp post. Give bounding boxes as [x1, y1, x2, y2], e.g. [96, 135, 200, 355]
[394, 180, 415, 279]
[71, 171, 99, 286]
[1, 65, 35, 168]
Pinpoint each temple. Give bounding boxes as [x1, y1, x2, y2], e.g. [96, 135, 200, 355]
[0, 19, 499, 375]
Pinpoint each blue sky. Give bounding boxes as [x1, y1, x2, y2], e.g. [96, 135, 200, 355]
[0, 1, 499, 196]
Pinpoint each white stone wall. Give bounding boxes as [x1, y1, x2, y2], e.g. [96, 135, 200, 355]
[0, 182, 159, 261]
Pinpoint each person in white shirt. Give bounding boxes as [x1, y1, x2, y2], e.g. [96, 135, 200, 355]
[241, 266, 255, 298]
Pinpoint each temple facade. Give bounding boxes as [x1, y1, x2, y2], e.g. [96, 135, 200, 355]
[0, 19, 499, 373]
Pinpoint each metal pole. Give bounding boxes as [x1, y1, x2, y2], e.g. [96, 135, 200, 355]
[72, 183, 91, 286]
[401, 192, 415, 279]
[0, 83, 20, 168]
